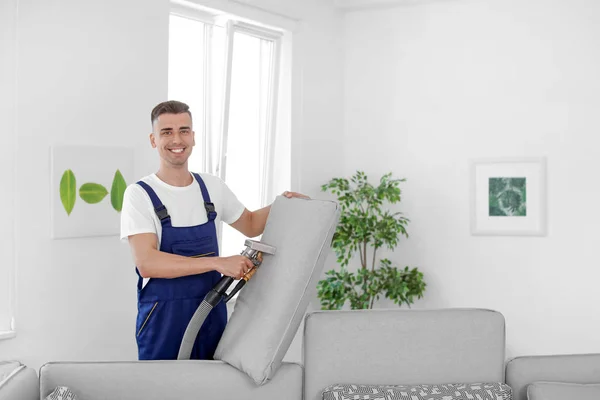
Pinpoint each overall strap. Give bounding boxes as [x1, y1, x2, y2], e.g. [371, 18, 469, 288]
[192, 173, 217, 221]
[136, 180, 172, 228]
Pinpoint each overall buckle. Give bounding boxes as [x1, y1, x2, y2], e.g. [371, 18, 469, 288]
[205, 202, 217, 220]
[204, 202, 215, 214]
[155, 205, 170, 221]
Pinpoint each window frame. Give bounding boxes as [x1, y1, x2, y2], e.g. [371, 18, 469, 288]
[168, 2, 288, 305]
[168, 7, 215, 175]
[218, 20, 283, 207]
[169, 1, 285, 208]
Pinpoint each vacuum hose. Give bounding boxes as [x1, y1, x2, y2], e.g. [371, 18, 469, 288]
[177, 300, 213, 360]
[177, 275, 234, 360]
[177, 239, 275, 360]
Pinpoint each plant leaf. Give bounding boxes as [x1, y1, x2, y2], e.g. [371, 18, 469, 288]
[110, 169, 127, 212]
[60, 169, 76, 215]
[79, 183, 109, 204]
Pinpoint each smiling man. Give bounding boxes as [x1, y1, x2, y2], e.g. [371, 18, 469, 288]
[120, 100, 308, 361]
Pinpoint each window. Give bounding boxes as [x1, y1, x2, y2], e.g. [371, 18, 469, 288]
[168, 4, 290, 257]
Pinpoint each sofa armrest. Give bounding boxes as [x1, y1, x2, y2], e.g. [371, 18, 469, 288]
[0, 361, 22, 382]
[0, 363, 39, 400]
[40, 360, 302, 400]
[506, 353, 600, 400]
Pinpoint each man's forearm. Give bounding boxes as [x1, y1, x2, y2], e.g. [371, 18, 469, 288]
[137, 248, 218, 279]
[249, 205, 271, 237]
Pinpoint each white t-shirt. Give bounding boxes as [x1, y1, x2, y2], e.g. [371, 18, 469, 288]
[120, 172, 246, 286]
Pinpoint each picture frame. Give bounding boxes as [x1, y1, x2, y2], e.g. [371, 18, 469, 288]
[50, 145, 134, 239]
[470, 157, 547, 236]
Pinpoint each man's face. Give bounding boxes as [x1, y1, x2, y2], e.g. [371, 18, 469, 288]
[150, 112, 195, 167]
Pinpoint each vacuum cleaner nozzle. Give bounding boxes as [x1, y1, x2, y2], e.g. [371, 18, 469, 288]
[224, 239, 276, 298]
[240, 239, 276, 266]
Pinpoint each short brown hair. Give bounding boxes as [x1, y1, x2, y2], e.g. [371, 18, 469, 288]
[151, 100, 192, 125]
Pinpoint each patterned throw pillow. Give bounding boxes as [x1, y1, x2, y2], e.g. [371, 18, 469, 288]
[322, 382, 512, 400]
[45, 386, 78, 400]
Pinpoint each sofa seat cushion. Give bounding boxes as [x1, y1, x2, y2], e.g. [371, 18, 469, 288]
[40, 361, 303, 400]
[322, 382, 512, 400]
[527, 381, 600, 400]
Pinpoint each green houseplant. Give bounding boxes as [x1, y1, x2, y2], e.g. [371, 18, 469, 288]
[317, 171, 426, 310]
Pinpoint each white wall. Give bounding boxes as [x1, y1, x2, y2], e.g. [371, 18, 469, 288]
[0, 0, 343, 371]
[0, 0, 18, 334]
[0, 0, 170, 370]
[342, 0, 600, 358]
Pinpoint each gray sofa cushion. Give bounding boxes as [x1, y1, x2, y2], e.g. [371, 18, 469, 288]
[304, 309, 506, 400]
[323, 382, 512, 400]
[215, 196, 340, 385]
[40, 360, 302, 400]
[505, 353, 600, 400]
[527, 382, 600, 400]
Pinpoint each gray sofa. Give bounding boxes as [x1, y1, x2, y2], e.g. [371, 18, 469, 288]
[507, 353, 600, 400]
[5, 308, 600, 399]
[0, 360, 38, 400]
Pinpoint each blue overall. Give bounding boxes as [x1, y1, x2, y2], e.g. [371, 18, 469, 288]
[134, 173, 227, 360]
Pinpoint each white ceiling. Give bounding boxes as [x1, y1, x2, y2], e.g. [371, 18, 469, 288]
[334, 0, 448, 11]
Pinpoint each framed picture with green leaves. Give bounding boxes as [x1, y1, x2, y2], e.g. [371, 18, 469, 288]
[470, 157, 547, 236]
[50, 145, 133, 239]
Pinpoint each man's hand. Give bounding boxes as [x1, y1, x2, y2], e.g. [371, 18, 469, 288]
[215, 255, 255, 280]
[282, 191, 310, 199]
